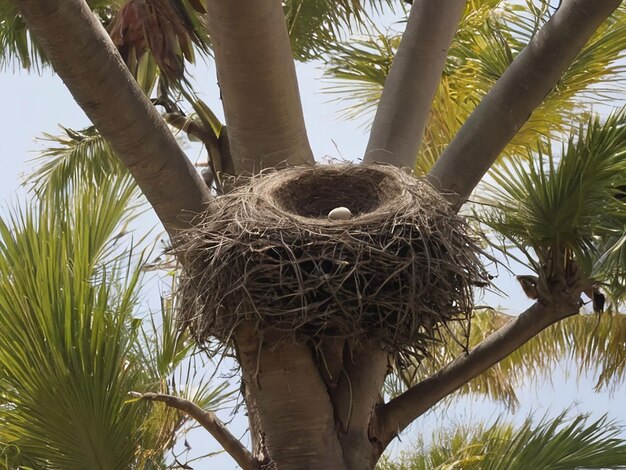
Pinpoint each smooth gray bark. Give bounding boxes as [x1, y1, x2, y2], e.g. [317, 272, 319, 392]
[13, 0, 211, 237]
[428, 0, 623, 204]
[205, 0, 314, 174]
[364, 0, 466, 168]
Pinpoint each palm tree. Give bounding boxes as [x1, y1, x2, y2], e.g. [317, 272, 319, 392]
[0, 160, 231, 468]
[2, 0, 626, 468]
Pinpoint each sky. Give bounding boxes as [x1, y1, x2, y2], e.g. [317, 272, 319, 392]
[1, 13, 625, 469]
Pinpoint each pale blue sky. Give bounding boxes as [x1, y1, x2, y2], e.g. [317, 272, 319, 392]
[1, 34, 625, 469]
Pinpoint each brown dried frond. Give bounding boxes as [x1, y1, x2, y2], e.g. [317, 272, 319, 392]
[176, 164, 488, 359]
[108, 0, 195, 79]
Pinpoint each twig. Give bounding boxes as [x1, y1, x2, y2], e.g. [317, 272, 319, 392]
[130, 391, 256, 470]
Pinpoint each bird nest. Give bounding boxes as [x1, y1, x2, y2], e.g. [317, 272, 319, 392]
[176, 164, 488, 358]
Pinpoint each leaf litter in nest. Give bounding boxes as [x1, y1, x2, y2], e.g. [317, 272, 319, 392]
[176, 164, 489, 360]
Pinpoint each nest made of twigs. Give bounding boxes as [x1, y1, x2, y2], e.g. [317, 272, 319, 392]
[176, 164, 488, 358]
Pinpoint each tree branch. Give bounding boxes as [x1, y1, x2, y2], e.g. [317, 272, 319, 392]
[13, 0, 211, 237]
[364, 0, 466, 168]
[206, 0, 314, 174]
[428, 0, 623, 204]
[131, 391, 256, 470]
[373, 301, 579, 453]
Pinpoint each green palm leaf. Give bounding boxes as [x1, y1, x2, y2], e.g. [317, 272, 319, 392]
[0, 177, 230, 468]
[378, 411, 626, 469]
[285, 0, 398, 61]
[28, 126, 129, 199]
[0, 178, 146, 469]
[479, 109, 626, 284]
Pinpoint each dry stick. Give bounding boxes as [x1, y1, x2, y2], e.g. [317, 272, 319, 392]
[364, 0, 466, 169]
[14, 0, 211, 237]
[373, 300, 579, 453]
[428, 0, 624, 205]
[205, 0, 314, 174]
[131, 392, 256, 470]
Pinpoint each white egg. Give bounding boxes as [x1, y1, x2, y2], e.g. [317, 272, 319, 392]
[328, 206, 352, 220]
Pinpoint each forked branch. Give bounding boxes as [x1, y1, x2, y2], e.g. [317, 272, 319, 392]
[131, 392, 256, 470]
[14, 0, 211, 237]
[364, 0, 466, 168]
[373, 300, 580, 454]
[205, 0, 314, 174]
[428, 0, 623, 204]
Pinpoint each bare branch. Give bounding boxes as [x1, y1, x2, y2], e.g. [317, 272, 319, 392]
[373, 300, 580, 453]
[14, 0, 211, 237]
[364, 0, 466, 168]
[131, 392, 257, 470]
[206, 0, 314, 174]
[428, 0, 623, 204]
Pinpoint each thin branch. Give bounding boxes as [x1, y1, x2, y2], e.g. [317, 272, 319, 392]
[373, 300, 580, 454]
[206, 0, 314, 174]
[364, 0, 466, 168]
[131, 392, 257, 470]
[428, 0, 623, 205]
[13, 0, 211, 237]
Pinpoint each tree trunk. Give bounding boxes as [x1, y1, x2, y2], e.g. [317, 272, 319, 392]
[235, 324, 347, 469]
[235, 324, 391, 469]
[364, 0, 466, 169]
[205, 0, 314, 174]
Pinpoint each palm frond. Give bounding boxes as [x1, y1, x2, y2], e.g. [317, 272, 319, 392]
[478, 109, 626, 284]
[107, 0, 211, 82]
[379, 410, 626, 469]
[285, 0, 399, 61]
[0, 178, 146, 469]
[0, 177, 231, 468]
[27, 126, 129, 198]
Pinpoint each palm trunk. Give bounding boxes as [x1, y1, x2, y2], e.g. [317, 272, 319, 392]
[205, 0, 314, 174]
[364, 0, 466, 169]
[235, 323, 346, 469]
[14, 0, 210, 237]
[235, 324, 393, 469]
